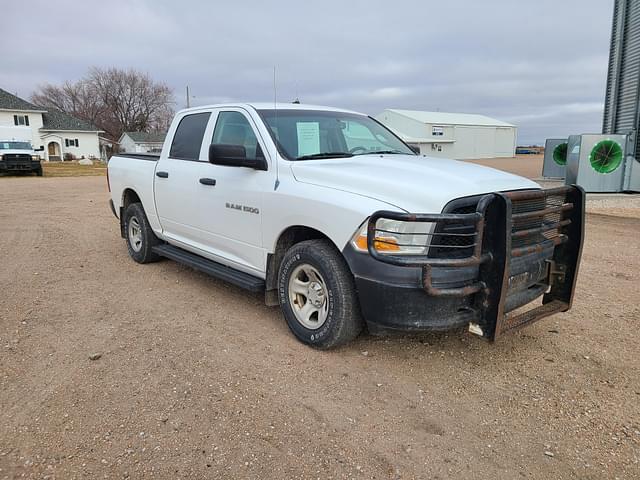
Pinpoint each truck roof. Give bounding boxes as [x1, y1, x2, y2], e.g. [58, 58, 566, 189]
[175, 103, 364, 116]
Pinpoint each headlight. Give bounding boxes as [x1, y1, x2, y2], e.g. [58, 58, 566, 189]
[351, 218, 433, 255]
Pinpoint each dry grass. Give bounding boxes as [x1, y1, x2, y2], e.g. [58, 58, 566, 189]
[42, 160, 107, 177]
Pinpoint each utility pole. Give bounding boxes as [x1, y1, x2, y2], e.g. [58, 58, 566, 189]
[186, 85, 190, 108]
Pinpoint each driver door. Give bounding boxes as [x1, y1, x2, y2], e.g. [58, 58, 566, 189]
[191, 108, 273, 274]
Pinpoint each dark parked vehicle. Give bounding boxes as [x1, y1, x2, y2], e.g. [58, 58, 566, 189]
[0, 140, 42, 176]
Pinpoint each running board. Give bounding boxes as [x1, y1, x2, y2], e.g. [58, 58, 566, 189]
[152, 244, 265, 292]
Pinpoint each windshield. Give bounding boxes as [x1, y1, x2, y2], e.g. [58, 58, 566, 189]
[257, 109, 414, 160]
[0, 141, 32, 150]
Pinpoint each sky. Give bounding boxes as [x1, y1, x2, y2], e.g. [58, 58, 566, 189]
[2, 0, 614, 144]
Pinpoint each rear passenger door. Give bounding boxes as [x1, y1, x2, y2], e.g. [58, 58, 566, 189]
[154, 110, 211, 246]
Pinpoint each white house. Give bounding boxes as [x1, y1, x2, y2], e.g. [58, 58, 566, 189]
[118, 131, 166, 153]
[0, 87, 102, 161]
[375, 109, 517, 160]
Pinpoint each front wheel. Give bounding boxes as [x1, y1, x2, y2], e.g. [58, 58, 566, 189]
[278, 239, 363, 349]
[123, 202, 161, 264]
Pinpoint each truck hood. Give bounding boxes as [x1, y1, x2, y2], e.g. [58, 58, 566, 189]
[290, 154, 540, 213]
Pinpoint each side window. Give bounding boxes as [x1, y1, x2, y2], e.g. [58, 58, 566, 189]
[212, 111, 262, 160]
[169, 112, 211, 160]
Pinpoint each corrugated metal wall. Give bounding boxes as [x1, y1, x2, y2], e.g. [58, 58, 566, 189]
[603, 0, 640, 147]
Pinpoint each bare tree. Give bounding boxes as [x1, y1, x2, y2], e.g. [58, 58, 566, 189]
[31, 67, 174, 140]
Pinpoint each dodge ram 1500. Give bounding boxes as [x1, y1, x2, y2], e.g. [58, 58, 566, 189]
[107, 103, 584, 348]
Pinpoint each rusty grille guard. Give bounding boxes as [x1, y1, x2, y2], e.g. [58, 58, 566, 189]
[366, 185, 585, 340]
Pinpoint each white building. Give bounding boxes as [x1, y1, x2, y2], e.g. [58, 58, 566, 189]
[375, 109, 517, 160]
[0, 87, 102, 161]
[118, 132, 166, 153]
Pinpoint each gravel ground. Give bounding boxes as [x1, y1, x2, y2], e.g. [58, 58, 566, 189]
[0, 176, 639, 479]
[465, 155, 640, 218]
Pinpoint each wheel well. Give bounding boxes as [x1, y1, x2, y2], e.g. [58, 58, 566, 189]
[120, 189, 142, 237]
[264, 226, 338, 305]
[122, 189, 141, 210]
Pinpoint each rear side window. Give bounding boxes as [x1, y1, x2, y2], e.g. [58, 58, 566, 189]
[169, 112, 211, 160]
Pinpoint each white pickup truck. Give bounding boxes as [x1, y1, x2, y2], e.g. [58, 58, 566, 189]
[107, 103, 585, 348]
[0, 126, 42, 176]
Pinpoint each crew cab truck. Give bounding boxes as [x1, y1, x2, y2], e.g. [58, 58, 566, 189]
[0, 126, 43, 176]
[107, 103, 585, 349]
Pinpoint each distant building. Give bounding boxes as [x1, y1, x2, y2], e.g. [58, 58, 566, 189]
[375, 109, 517, 160]
[0, 87, 102, 161]
[118, 132, 166, 153]
[603, 0, 640, 165]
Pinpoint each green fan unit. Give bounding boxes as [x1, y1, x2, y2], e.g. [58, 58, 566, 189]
[542, 138, 568, 178]
[589, 139, 623, 173]
[553, 142, 568, 166]
[565, 134, 628, 192]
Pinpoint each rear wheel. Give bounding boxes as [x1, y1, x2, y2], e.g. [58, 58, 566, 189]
[278, 239, 363, 349]
[124, 203, 161, 263]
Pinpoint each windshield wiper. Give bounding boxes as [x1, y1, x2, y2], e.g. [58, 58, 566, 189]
[355, 149, 405, 155]
[295, 152, 354, 160]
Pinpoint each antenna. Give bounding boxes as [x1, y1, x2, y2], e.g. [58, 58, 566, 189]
[273, 66, 280, 190]
[186, 85, 190, 108]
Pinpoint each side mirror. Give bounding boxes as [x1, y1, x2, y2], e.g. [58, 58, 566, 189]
[408, 145, 420, 155]
[208, 144, 267, 170]
[34, 146, 45, 151]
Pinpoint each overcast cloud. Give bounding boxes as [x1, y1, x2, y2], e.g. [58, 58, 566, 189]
[2, 0, 613, 144]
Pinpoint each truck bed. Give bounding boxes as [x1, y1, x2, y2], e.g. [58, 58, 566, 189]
[112, 152, 160, 161]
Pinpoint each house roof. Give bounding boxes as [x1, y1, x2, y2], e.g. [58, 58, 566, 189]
[0, 87, 100, 131]
[0, 87, 46, 112]
[382, 109, 516, 128]
[121, 131, 166, 143]
[41, 109, 100, 131]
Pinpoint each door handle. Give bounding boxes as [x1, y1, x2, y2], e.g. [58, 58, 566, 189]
[156, 171, 169, 178]
[199, 178, 217, 186]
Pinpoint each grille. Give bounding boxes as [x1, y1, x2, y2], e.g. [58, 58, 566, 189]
[429, 198, 479, 258]
[429, 190, 571, 258]
[511, 194, 565, 249]
[511, 197, 546, 248]
[2, 154, 33, 169]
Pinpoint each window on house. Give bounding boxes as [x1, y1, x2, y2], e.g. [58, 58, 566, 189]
[13, 115, 29, 126]
[65, 139, 79, 147]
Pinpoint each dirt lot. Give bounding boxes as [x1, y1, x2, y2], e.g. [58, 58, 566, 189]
[465, 154, 545, 180]
[0, 173, 639, 479]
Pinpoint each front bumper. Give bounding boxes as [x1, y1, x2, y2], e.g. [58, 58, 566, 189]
[345, 186, 585, 340]
[0, 160, 41, 172]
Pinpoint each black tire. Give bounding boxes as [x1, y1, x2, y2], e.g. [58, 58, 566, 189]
[278, 239, 363, 349]
[35, 167, 43, 177]
[123, 202, 161, 264]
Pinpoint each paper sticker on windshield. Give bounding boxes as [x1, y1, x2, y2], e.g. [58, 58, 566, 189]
[296, 122, 320, 157]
